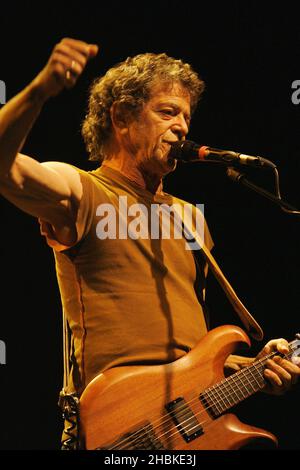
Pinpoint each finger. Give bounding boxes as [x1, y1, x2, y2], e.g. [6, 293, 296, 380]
[266, 359, 292, 386]
[54, 43, 87, 68]
[264, 368, 283, 388]
[261, 338, 289, 357]
[87, 44, 99, 58]
[275, 339, 290, 355]
[268, 338, 289, 353]
[273, 356, 300, 384]
[52, 51, 82, 72]
[51, 52, 82, 87]
[60, 38, 99, 59]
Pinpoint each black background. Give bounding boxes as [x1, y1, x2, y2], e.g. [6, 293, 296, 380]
[0, 1, 299, 452]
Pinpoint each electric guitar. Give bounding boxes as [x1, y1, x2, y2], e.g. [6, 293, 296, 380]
[79, 325, 300, 450]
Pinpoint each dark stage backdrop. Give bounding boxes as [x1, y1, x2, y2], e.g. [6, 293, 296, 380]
[0, 1, 299, 452]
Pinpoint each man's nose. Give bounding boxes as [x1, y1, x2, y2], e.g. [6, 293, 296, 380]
[171, 115, 189, 139]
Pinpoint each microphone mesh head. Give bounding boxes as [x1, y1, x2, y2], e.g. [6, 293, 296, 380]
[169, 141, 199, 161]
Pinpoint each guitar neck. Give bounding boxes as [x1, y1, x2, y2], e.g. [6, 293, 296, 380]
[199, 342, 296, 417]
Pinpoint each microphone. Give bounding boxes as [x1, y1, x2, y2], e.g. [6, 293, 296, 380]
[169, 140, 276, 169]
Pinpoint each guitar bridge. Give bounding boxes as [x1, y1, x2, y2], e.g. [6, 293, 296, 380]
[96, 422, 165, 450]
[165, 397, 203, 443]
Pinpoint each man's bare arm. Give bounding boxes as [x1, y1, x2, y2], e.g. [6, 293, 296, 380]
[0, 38, 98, 232]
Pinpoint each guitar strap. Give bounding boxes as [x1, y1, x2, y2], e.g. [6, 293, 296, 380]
[173, 204, 264, 341]
[197, 240, 263, 341]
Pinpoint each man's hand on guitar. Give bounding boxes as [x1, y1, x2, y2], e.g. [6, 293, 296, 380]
[256, 338, 300, 395]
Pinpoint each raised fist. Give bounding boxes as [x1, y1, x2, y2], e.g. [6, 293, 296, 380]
[33, 38, 99, 99]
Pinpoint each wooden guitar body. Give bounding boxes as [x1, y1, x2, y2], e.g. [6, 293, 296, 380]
[79, 325, 278, 450]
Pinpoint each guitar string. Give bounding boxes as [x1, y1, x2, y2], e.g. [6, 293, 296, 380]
[108, 350, 292, 449]
[148, 349, 295, 453]
[112, 358, 282, 450]
[111, 359, 268, 450]
[146, 410, 233, 450]
[107, 349, 293, 450]
[148, 349, 296, 449]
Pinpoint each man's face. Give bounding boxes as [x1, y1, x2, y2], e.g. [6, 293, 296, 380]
[124, 82, 191, 176]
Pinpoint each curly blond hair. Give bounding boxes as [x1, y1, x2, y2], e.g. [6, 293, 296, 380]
[81, 53, 205, 162]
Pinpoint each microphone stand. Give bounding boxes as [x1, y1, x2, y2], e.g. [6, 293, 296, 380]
[226, 167, 300, 216]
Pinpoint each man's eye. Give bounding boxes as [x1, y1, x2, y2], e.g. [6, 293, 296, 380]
[160, 109, 174, 116]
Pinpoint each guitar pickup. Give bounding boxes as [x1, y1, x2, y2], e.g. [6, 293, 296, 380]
[165, 397, 203, 443]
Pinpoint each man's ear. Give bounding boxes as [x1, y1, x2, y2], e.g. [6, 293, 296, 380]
[110, 102, 131, 135]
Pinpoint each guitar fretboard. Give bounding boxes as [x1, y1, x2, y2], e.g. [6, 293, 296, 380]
[199, 347, 295, 417]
